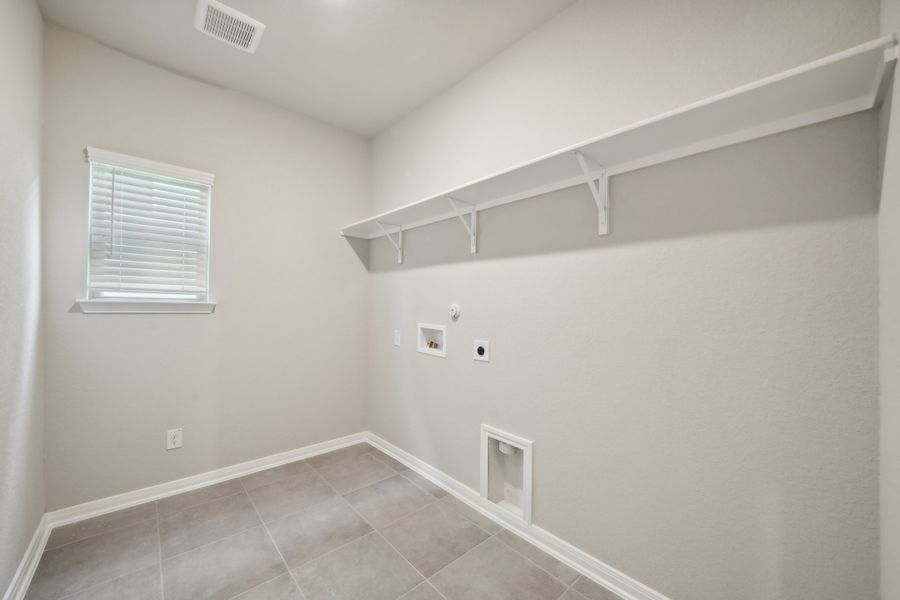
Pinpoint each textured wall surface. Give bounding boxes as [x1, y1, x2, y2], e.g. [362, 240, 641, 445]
[880, 0, 900, 597]
[0, 0, 45, 590]
[42, 25, 371, 509]
[365, 2, 881, 598]
[368, 114, 880, 600]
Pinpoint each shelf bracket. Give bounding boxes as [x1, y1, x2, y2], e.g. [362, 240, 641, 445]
[375, 220, 403, 264]
[575, 151, 609, 236]
[447, 196, 478, 254]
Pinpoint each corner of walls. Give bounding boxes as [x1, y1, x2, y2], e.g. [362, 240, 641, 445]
[0, 0, 46, 595]
[880, 1, 900, 597]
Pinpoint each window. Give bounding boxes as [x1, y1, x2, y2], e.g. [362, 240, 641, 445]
[79, 148, 215, 313]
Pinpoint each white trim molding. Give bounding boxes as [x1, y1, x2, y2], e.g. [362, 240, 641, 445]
[2, 516, 51, 600]
[46, 432, 366, 529]
[3, 431, 667, 600]
[76, 300, 217, 314]
[84, 147, 215, 185]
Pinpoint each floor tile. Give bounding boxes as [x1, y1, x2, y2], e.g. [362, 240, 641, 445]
[559, 590, 591, 600]
[159, 492, 260, 558]
[46, 502, 157, 551]
[246, 470, 337, 522]
[240, 460, 312, 492]
[157, 479, 245, 517]
[369, 450, 408, 472]
[293, 532, 422, 600]
[399, 471, 447, 499]
[344, 474, 437, 529]
[232, 574, 304, 600]
[437, 497, 502, 534]
[429, 537, 566, 600]
[161, 525, 285, 600]
[495, 529, 579, 585]
[307, 444, 374, 469]
[315, 453, 397, 494]
[267, 497, 371, 568]
[398, 582, 444, 600]
[380, 499, 489, 577]
[61, 565, 161, 600]
[571, 576, 624, 600]
[26, 519, 159, 600]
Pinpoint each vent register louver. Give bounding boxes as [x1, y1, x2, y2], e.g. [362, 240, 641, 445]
[194, 0, 266, 53]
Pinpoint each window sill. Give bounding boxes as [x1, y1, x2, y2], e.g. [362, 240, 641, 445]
[75, 300, 216, 314]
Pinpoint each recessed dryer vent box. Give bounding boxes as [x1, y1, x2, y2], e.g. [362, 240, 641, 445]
[417, 323, 446, 357]
[481, 424, 533, 523]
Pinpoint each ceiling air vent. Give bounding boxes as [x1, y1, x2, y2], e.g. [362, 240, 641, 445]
[194, 0, 266, 54]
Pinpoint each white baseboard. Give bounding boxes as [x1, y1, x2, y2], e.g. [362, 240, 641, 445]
[2, 432, 366, 600]
[4, 430, 668, 600]
[365, 432, 671, 600]
[45, 432, 367, 529]
[2, 515, 51, 600]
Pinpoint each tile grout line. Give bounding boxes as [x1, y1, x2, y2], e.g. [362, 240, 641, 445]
[156, 512, 265, 563]
[155, 462, 329, 563]
[424, 534, 499, 594]
[422, 580, 451, 600]
[556, 575, 580, 600]
[49, 515, 164, 600]
[311, 461, 440, 600]
[397, 470, 447, 498]
[42, 513, 159, 555]
[493, 529, 582, 591]
[157, 487, 247, 518]
[345, 487, 442, 533]
[48, 484, 252, 558]
[237, 478, 308, 600]
[223, 571, 296, 600]
[156, 502, 166, 600]
[49, 481, 251, 556]
[437, 497, 503, 538]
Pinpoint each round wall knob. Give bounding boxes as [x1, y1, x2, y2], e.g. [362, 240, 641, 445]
[449, 304, 461, 321]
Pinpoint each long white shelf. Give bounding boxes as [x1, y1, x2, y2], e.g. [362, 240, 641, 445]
[342, 34, 898, 259]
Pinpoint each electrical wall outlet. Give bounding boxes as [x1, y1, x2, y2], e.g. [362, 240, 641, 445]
[393, 329, 401, 347]
[473, 340, 490, 362]
[166, 427, 183, 450]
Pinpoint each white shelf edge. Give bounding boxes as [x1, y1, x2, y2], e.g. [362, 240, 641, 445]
[342, 33, 898, 241]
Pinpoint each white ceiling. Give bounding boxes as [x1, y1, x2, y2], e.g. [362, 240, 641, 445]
[38, 0, 574, 136]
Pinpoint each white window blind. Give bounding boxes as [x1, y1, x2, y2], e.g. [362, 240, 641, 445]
[86, 148, 214, 303]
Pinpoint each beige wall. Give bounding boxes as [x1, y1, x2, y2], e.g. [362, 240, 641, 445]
[0, 0, 45, 590]
[371, 0, 878, 212]
[880, 1, 900, 598]
[366, 2, 880, 599]
[42, 25, 371, 510]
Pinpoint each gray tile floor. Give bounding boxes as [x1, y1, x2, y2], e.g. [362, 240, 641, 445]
[25, 444, 623, 600]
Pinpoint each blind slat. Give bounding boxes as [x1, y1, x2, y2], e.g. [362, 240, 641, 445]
[88, 160, 211, 302]
[91, 201, 209, 224]
[91, 218, 208, 237]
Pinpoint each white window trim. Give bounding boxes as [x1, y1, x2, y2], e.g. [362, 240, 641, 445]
[84, 147, 215, 185]
[76, 300, 216, 314]
[79, 147, 216, 314]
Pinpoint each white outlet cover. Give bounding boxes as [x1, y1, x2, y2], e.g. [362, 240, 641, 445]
[167, 427, 183, 450]
[393, 329, 401, 347]
[473, 340, 490, 362]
